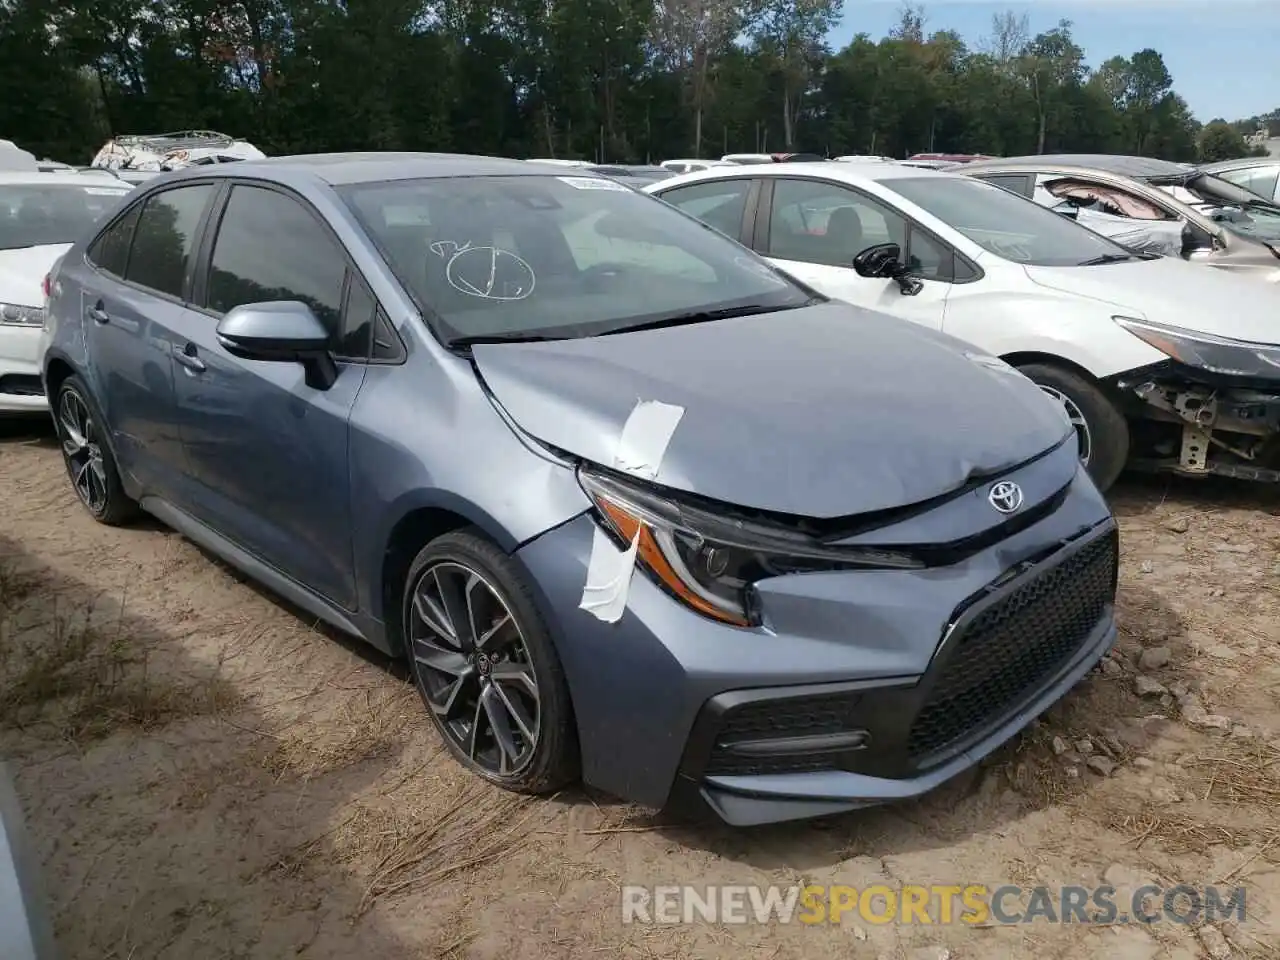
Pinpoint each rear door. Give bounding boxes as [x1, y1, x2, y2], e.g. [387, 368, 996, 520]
[169, 181, 370, 610]
[752, 177, 953, 329]
[80, 181, 219, 497]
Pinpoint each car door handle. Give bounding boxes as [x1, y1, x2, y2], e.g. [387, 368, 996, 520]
[88, 303, 110, 324]
[174, 344, 207, 373]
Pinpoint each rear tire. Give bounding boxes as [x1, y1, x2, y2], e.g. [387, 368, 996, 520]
[1016, 362, 1129, 493]
[52, 375, 139, 525]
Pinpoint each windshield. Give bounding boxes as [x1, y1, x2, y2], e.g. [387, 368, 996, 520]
[888, 176, 1139, 266]
[340, 174, 812, 342]
[0, 183, 131, 250]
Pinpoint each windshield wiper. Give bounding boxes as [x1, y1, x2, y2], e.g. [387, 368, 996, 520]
[1077, 253, 1135, 266]
[446, 333, 566, 350]
[600, 299, 816, 337]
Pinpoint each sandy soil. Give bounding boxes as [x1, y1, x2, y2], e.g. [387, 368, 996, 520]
[2, 418, 1279, 960]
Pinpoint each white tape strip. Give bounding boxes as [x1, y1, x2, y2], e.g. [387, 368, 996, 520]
[613, 400, 684, 480]
[579, 399, 685, 623]
[578, 527, 640, 623]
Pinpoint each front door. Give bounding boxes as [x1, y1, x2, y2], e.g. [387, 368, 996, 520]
[171, 182, 370, 610]
[757, 177, 952, 330]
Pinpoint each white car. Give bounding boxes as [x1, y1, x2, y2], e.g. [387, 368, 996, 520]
[646, 162, 1280, 490]
[660, 159, 737, 174]
[0, 171, 132, 414]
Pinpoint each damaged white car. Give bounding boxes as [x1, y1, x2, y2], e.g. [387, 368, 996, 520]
[91, 130, 264, 173]
[649, 163, 1280, 489]
[960, 155, 1280, 282]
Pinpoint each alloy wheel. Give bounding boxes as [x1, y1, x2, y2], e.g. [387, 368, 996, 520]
[58, 389, 109, 514]
[1039, 384, 1093, 466]
[408, 561, 540, 777]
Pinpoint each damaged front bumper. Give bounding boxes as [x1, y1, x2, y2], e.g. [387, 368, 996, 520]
[1112, 359, 1280, 481]
[514, 448, 1117, 825]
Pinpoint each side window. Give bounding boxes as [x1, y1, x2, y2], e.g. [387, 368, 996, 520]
[658, 179, 752, 240]
[977, 174, 1033, 197]
[86, 204, 142, 278]
[339, 272, 376, 359]
[905, 227, 952, 281]
[766, 178, 906, 267]
[205, 185, 346, 342]
[1223, 166, 1279, 202]
[122, 184, 214, 298]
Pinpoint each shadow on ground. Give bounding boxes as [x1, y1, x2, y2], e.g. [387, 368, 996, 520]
[0, 532, 416, 960]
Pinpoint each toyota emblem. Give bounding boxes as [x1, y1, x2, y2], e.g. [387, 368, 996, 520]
[988, 481, 1024, 514]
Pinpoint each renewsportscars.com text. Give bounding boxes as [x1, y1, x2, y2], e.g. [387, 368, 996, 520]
[621, 883, 1247, 926]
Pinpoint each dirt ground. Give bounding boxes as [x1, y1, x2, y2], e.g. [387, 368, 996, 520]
[2, 419, 1279, 960]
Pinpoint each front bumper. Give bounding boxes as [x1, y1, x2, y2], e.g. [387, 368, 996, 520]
[514, 458, 1117, 824]
[0, 326, 48, 414]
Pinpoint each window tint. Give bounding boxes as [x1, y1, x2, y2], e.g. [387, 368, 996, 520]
[123, 184, 214, 298]
[87, 203, 142, 277]
[767, 178, 906, 267]
[371, 311, 404, 361]
[976, 174, 1032, 197]
[657, 179, 751, 239]
[206, 185, 346, 338]
[905, 227, 951, 281]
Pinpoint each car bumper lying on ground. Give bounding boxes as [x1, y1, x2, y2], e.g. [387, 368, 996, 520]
[516, 446, 1117, 826]
[0, 326, 47, 414]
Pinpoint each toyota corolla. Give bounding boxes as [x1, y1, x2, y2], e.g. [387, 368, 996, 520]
[39, 153, 1118, 826]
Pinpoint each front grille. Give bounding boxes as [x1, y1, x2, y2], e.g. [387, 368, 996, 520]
[0, 374, 43, 396]
[907, 531, 1116, 763]
[705, 690, 865, 776]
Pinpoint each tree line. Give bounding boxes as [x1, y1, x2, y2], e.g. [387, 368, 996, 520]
[1, 0, 1271, 168]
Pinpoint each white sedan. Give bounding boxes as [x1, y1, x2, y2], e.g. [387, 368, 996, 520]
[646, 161, 1280, 490]
[0, 171, 132, 414]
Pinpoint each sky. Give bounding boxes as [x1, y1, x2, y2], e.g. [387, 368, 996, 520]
[827, 0, 1280, 124]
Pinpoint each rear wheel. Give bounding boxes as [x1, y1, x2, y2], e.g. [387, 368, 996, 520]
[1016, 362, 1130, 492]
[53, 375, 139, 525]
[401, 529, 579, 793]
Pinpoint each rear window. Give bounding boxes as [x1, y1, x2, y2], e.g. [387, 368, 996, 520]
[0, 183, 131, 250]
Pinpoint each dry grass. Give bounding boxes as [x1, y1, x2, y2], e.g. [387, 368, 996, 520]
[261, 684, 418, 781]
[0, 573, 240, 741]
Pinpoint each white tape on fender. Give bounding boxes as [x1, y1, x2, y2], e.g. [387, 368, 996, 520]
[578, 527, 640, 623]
[578, 398, 685, 623]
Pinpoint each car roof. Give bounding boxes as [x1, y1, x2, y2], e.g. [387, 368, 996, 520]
[961, 154, 1196, 179]
[1199, 157, 1280, 174]
[650, 160, 962, 192]
[157, 152, 593, 187]
[0, 170, 135, 187]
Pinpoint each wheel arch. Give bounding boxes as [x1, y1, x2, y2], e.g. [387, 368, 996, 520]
[42, 351, 78, 406]
[375, 492, 521, 658]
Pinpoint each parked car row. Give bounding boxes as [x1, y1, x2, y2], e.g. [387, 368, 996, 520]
[2, 147, 1276, 831]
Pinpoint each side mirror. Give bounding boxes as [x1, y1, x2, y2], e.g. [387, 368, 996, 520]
[216, 301, 338, 390]
[851, 242, 922, 296]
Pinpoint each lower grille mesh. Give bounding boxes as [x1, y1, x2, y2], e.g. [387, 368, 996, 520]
[907, 532, 1116, 762]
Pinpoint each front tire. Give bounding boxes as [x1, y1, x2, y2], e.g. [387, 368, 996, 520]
[401, 528, 579, 794]
[1016, 362, 1129, 492]
[53, 375, 139, 525]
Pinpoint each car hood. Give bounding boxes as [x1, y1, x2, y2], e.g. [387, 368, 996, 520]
[0, 243, 71, 306]
[471, 302, 1072, 518]
[1023, 256, 1280, 343]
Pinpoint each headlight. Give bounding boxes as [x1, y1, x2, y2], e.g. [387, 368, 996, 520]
[1115, 316, 1280, 379]
[0, 303, 44, 327]
[578, 467, 922, 627]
